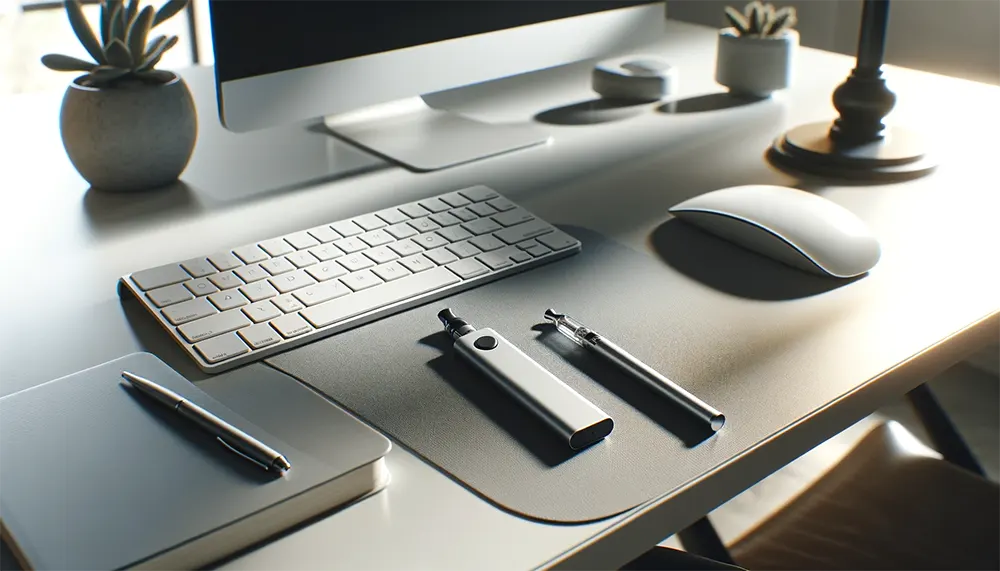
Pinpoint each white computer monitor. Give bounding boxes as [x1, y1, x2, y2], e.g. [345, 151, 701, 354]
[210, 1, 666, 170]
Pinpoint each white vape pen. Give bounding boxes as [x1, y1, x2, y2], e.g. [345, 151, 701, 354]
[438, 308, 613, 450]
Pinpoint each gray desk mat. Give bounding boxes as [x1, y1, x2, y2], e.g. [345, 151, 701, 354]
[266, 228, 730, 523]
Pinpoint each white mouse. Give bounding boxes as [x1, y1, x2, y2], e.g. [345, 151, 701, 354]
[668, 185, 881, 278]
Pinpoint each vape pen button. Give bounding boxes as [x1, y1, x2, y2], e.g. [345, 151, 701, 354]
[474, 336, 498, 350]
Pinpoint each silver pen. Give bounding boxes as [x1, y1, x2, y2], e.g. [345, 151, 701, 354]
[543, 310, 726, 432]
[121, 371, 292, 473]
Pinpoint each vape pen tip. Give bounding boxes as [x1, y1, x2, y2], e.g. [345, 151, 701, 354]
[543, 309, 564, 323]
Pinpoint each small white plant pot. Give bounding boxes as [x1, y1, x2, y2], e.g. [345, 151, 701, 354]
[715, 27, 798, 98]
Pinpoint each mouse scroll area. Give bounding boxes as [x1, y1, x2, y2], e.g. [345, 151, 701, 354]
[671, 210, 833, 276]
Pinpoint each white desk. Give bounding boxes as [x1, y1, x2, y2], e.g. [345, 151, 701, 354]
[2, 21, 998, 570]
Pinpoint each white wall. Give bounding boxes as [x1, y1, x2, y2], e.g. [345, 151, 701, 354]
[667, 0, 1000, 85]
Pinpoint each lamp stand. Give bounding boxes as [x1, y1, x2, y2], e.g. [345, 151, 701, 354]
[767, 0, 936, 181]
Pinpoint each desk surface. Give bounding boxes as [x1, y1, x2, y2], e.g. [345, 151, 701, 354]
[2, 20, 998, 570]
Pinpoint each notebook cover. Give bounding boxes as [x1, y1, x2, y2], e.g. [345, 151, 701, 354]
[0, 353, 391, 570]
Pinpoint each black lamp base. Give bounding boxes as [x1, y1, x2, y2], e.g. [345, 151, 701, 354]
[768, 121, 936, 182]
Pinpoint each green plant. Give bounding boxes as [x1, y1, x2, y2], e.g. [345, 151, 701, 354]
[41, 0, 189, 88]
[725, 1, 797, 38]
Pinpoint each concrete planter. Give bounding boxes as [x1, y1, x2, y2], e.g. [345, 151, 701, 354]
[60, 72, 197, 192]
[715, 28, 798, 98]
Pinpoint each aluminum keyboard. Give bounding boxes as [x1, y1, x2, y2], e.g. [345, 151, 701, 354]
[119, 186, 581, 373]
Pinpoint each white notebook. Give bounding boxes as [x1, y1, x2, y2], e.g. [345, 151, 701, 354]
[0, 353, 391, 570]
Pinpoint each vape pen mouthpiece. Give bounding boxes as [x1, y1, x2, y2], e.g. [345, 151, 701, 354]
[438, 308, 476, 339]
[543, 309, 565, 323]
[544, 309, 588, 346]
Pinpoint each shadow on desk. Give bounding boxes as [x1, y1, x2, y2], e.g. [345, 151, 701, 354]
[649, 219, 859, 301]
[658, 92, 768, 114]
[534, 98, 651, 126]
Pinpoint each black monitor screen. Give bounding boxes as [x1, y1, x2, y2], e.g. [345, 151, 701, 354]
[210, 1, 659, 82]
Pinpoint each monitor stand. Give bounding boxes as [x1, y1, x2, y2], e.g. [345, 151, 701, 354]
[323, 97, 550, 172]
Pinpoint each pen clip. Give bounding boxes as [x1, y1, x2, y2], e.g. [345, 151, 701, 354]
[217, 436, 272, 471]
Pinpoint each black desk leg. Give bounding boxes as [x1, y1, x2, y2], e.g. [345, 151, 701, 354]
[906, 383, 986, 477]
[677, 517, 736, 566]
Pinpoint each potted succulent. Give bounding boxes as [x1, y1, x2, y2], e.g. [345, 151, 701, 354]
[41, 0, 196, 192]
[715, 1, 799, 98]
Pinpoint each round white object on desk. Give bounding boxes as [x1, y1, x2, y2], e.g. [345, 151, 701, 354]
[592, 55, 677, 102]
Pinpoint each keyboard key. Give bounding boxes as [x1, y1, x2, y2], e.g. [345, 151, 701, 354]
[440, 191, 471, 208]
[462, 218, 502, 235]
[180, 258, 216, 278]
[524, 243, 552, 257]
[243, 300, 282, 323]
[446, 241, 483, 259]
[271, 313, 313, 339]
[516, 239, 540, 250]
[293, 281, 351, 306]
[307, 225, 341, 243]
[537, 230, 578, 251]
[162, 297, 217, 325]
[209, 290, 249, 311]
[286, 251, 319, 268]
[208, 252, 243, 271]
[341, 270, 383, 292]
[447, 258, 489, 280]
[208, 271, 243, 290]
[131, 264, 190, 291]
[468, 202, 498, 217]
[359, 229, 394, 248]
[399, 254, 435, 273]
[487, 197, 516, 212]
[338, 253, 375, 272]
[301, 267, 460, 328]
[469, 235, 504, 252]
[492, 208, 535, 227]
[234, 263, 269, 283]
[494, 219, 554, 244]
[284, 231, 320, 250]
[418, 198, 450, 213]
[354, 213, 387, 231]
[184, 277, 220, 297]
[429, 212, 462, 227]
[364, 245, 399, 265]
[449, 207, 478, 222]
[399, 203, 431, 218]
[331, 220, 364, 237]
[146, 284, 193, 308]
[408, 217, 441, 233]
[306, 262, 348, 282]
[240, 280, 279, 302]
[425, 247, 458, 265]
[509, 249, 532, 263]
[195, 332, 250, 364]
[269, 269, 316, 294]
[260, 257, 295, 275]
[307, 243, 344, 261]
[259, 238, 295, 257]
[413, 231, 449, 250]
[334, 236, 367, 254]
[459, 186, 499, 202]
[272, 294, 304, 313]
[437, 225, 473, 243]
[373, 261, 411, 282]
[477, 252, 514, 271]
[385, 222, 418, 240]
[233, 245, 270, 264]
[239, 323, 282, 350]
[178, 310, 252, 343]
[375, 208, 408, 225]
[388, 239, 423, 258]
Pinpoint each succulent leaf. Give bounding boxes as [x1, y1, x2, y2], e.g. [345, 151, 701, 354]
[127, 6, 154, 62]
[124, 0, 138, 28]
[64, 0, 105, 65]
[152, 0, 189, 28]
[104, 38, 133, 68]
[138, 35, 176, 70]
[108, 4, 124, 43]
[88, 65, 130, 86]
[41, 53, 97, 72]
[724, 6, 750, 35]
[750, 3, 766, 35]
